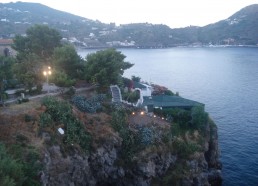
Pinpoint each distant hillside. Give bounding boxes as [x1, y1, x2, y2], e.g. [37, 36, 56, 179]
[0, 2, 113, 47]
[1, 2, 258, 47]
[198, 4, 258, 45]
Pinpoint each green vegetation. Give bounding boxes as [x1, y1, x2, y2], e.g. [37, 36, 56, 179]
[131, 75, 141, 82]
[0, 143, 41, 186]
[11, 25, 82, 90]
[136, 126, 155, 146]
[50, 70, 75, 87]
[0, 56, 15, 103]
[111, 106, 166, 163]
[0, 56, 15, 84]
[13, 25, 62, 60]
[122, 90, 140, 103]
[111, 108, 139, 163]
[11, 25, 61, 90]
[154, 106, 208, 131]
[160, 161, 190, 186]
[172, 139, 200, 158]
[72, 94, 105, 113]
[110, 103, 208, 165]
[52, 44, 83, 81]
[40, 96, 91, 152]
[0, 24, 135, 97]
[83, 48, 133, 91]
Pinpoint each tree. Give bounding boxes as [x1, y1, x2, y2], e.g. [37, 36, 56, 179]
[12, 25, 62, 90]
[0, 56, 15, 81]
[52, 44, 83, 79]
[12, 53, 43, 90]
[50, 70, 75, 87]
[12, 24, 62, 63]
[84, 48, 133, 90]
[0, 56, 15, 103]
[131, 75, 141, 82]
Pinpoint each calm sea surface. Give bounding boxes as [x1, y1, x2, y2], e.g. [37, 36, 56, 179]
[78, 47, 258, 186]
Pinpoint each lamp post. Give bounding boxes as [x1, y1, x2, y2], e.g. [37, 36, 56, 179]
[43, 66, 52, 93]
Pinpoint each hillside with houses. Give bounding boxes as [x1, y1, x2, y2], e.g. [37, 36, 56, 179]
[1, 2, 258, 47]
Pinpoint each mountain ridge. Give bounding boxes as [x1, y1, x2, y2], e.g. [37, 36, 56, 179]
[1, 2, 258, 47]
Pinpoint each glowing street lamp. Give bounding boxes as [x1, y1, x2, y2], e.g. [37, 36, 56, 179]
[43, 66, 52, 93]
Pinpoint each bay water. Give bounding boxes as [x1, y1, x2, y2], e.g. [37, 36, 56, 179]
[78, 47, 258, 186]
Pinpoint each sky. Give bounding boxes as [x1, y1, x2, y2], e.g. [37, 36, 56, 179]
[1, 0, 258, 28]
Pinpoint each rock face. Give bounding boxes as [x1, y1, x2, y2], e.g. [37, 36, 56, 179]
[204, 123, 223, 185]
[41, 122, 222, 186]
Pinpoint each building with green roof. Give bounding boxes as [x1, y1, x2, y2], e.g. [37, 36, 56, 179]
[142, 95, 204, 112]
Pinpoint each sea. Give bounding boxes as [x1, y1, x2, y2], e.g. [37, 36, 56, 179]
[78, 47, 258, 186]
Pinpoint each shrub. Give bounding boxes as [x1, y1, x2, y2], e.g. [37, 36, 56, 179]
[172, 139, 200, 158]
[161, 161, 189, 185]
[39, 112, 53, 128]
[191, 106, 208, 130]
[154, 108, 191, 129]
[64, 87, 76, 98]
[170, 122, 184, 137]
[17, 98, 29, 104]
[72, 94, 105, 113]
[119, 129, 139, 162]
[111, 109, 127, 132]
[24, 114, 33, 122]
[51, 70, 75, 87]
[41, 96, 72, 123]
[7, 144, 42, 186]
[123, 91, 140, 103]
[0, 144, 42, 186]
[164, 90, 174, 96]
[136, 126, 154, 146]
[41, 96, 91, 152]
[64, 117, 91, 152]
[111, 109, 139, 162]
[155, 106, 208, 131]
[16, 133, 29, 145]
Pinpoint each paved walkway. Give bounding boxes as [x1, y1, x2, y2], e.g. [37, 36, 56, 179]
[3, 84, 96, 105]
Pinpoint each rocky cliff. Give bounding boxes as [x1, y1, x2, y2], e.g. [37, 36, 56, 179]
[40, 118, 222, 186]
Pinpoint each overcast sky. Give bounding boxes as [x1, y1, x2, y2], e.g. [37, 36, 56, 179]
[2, 0, 258, 28]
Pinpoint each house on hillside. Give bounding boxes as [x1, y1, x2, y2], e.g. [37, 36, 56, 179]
[0, 39, 13, 46]
[0, 39, 15, 57]
[132, 81, 152, 97]
[142, 95, 204, 112]
[131, 81, 153, 106]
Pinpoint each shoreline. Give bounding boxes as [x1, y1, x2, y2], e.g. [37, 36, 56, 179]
[76, 44, 258, 50]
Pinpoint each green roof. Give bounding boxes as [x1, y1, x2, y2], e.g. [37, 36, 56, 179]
[142, 95, 204, 108]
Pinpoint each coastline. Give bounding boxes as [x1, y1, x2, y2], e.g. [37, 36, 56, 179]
[76, 44, 258, 50]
